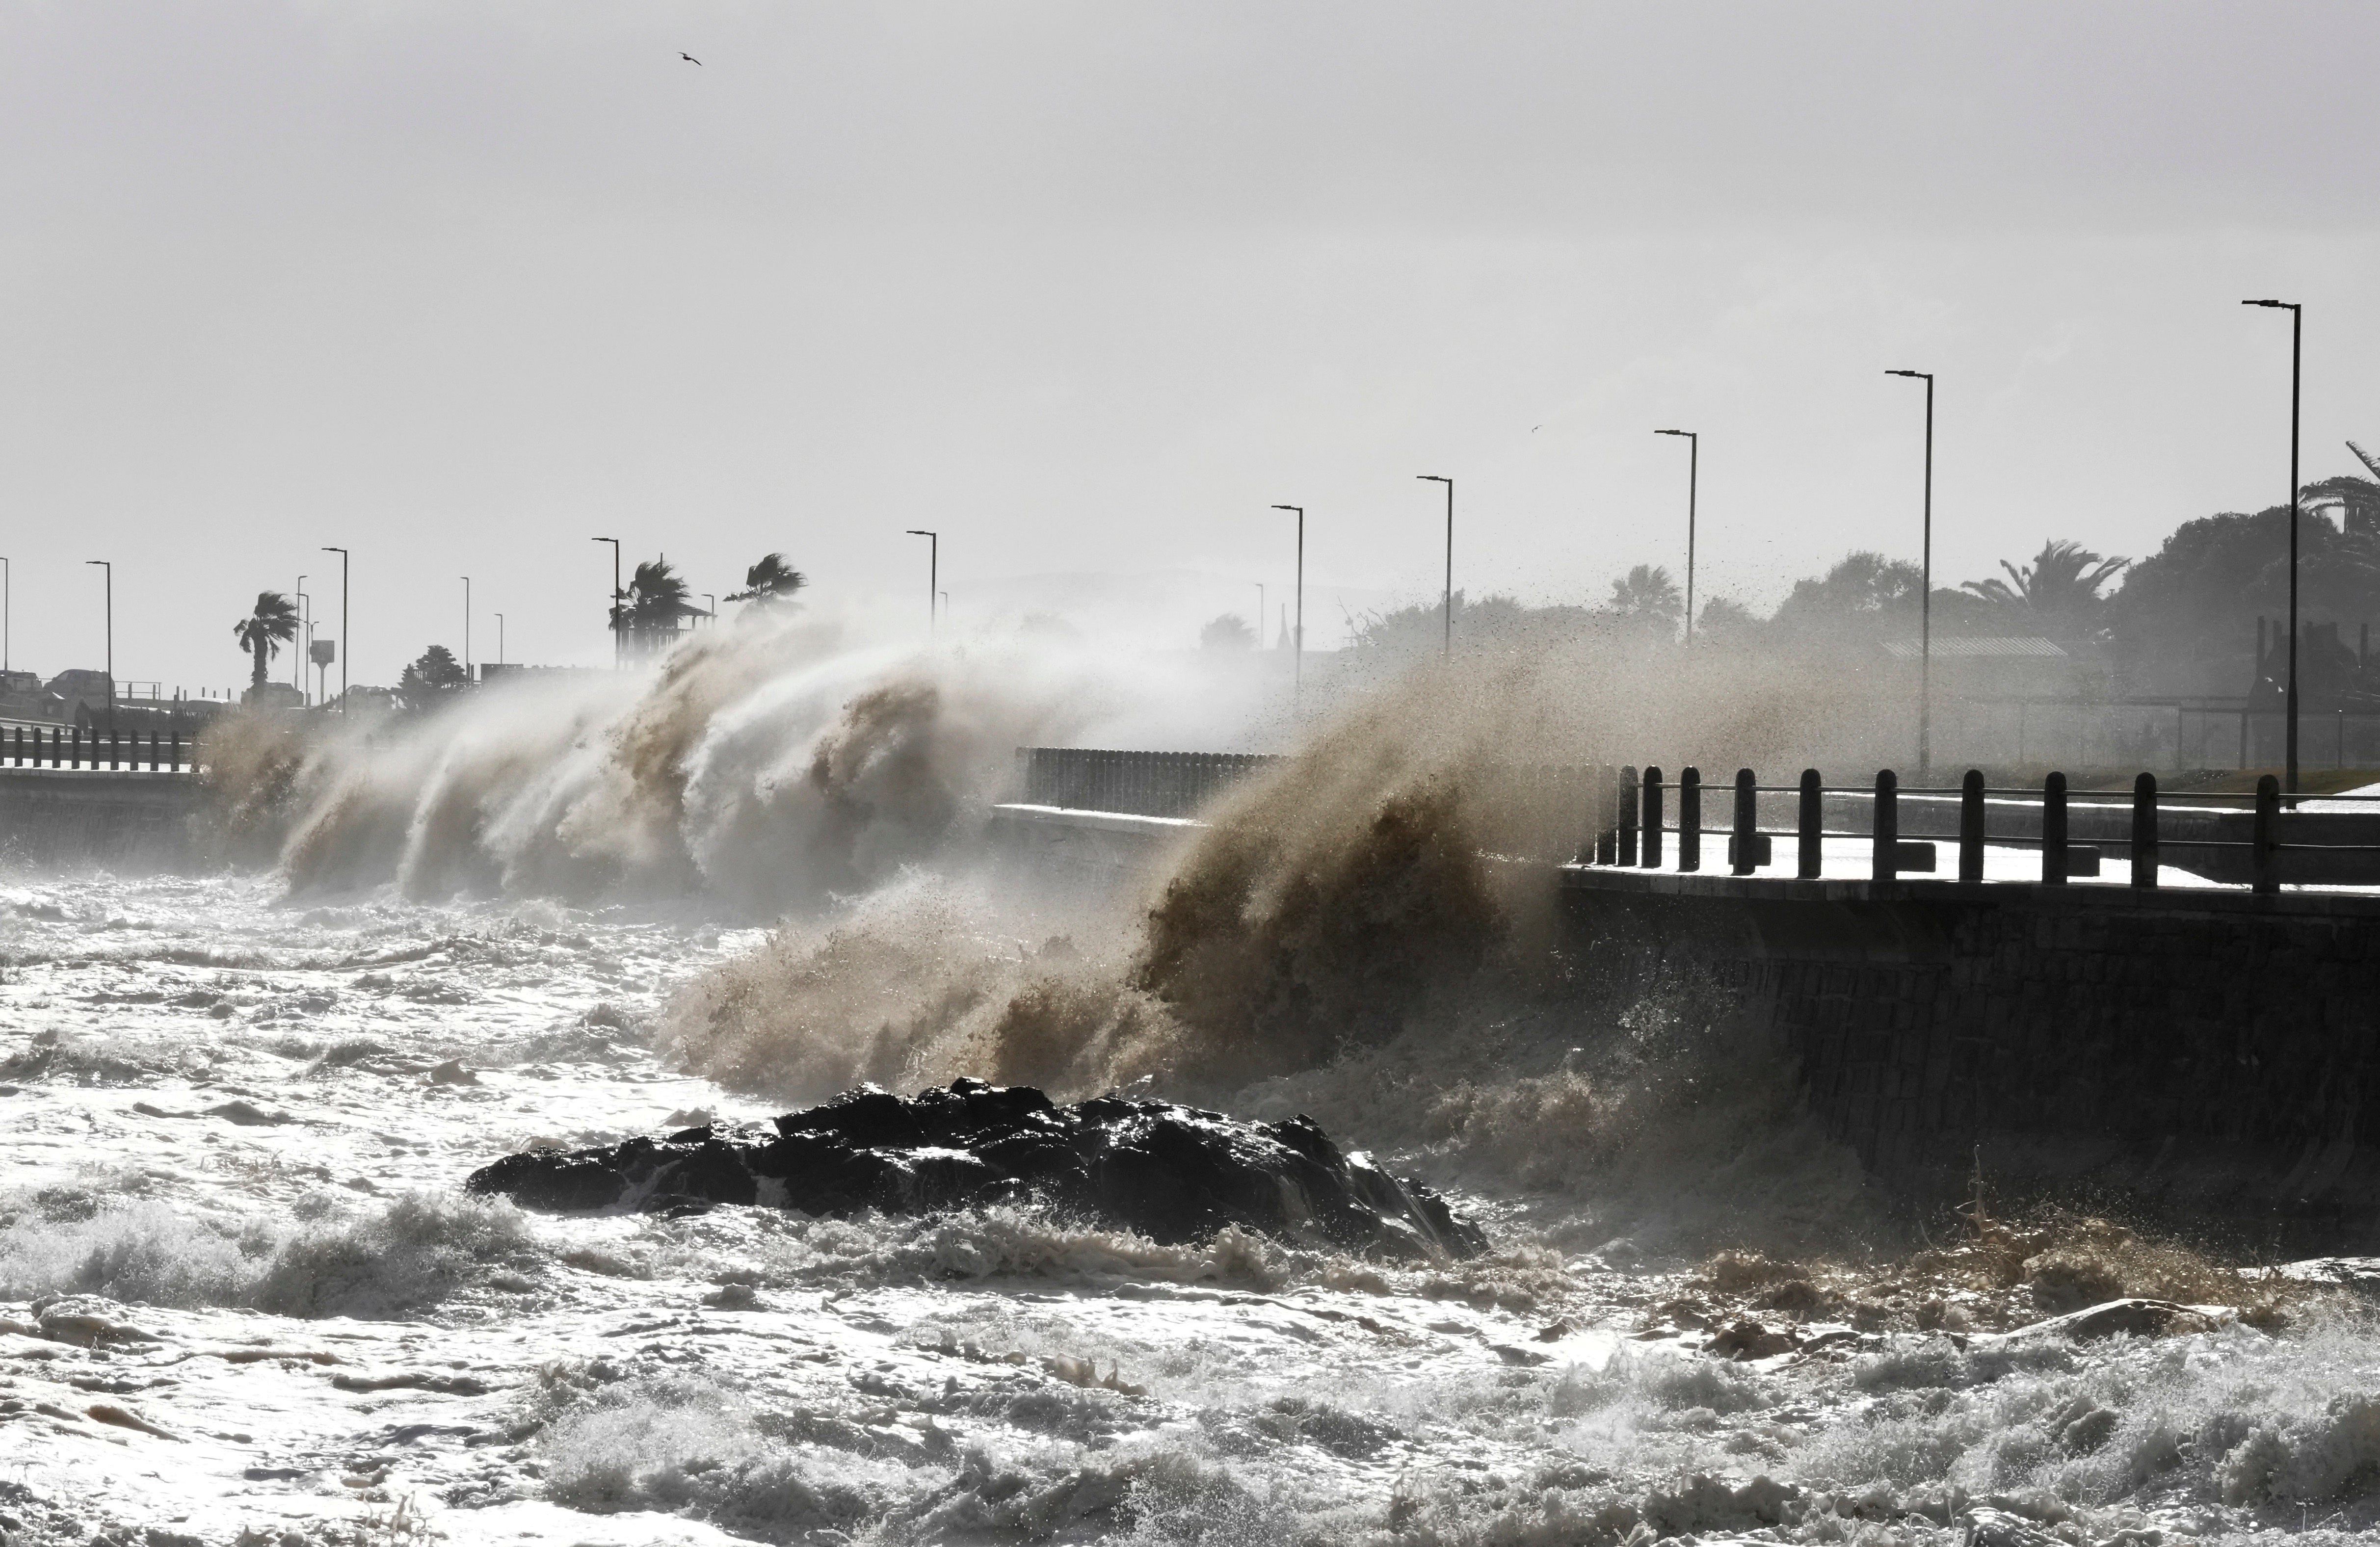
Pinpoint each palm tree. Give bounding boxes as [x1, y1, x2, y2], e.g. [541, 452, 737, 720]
[231, 592, 299, 691]
[1962, 540, 2128, 637]
[725, 552, 807, 606]
[624, 559, 703, 655]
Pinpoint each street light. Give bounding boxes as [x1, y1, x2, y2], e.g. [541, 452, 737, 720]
[905, 531, 938, 636]
[702, 593, 715, 629]
[591, 538, 621, 665]
[461, 577, 471, 678]
[1269, 506, 1304, 695]
[1886, 369, 1935, 777]
[2244, 298, 2303, 795]
[1417, 476, 1453, 657]
[320, 547, 348, 711]
[1, 556, 10, 672]
[1654, 430, 1698, 645]
[84, 560, 112, 737]
[495, 613, 504, 668]
[294, 574, 307, 699]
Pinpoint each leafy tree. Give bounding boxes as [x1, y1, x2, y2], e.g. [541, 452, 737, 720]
[1608, 565, 1683, 634]
[2107, 492, 2380, 698]
[726, 552, 807, 606]
[1960, 540, 2128, 641]
[1772, 551, 1924, 628]
[1200, 613, 1256, 650]
[231, 592, 299, 692]
[1695, 596, 1762, 637]
[397, 644, 470, 710]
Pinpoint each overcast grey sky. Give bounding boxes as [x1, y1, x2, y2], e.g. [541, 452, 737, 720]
[4, 1, 2379, 686]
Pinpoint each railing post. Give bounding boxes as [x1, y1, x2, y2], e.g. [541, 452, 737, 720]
[110, 732, 120, 771]
[1797, 768, 1822, 879]
[2130, 771, 2159, 889]
[1872, 769, 1899, 882]
[1678, 766, 1701, 872]
[1730, 767, 1757, 876]
[2253, 774, 2281, 895]
[170, 731, 182, 773]
[1959, 769, 1985, 883]
[1641, 766, 1664, 868]
[2042, 771, 2068, 885]
[1617, 766, 1639, 866]
[72, 727, 82, 769]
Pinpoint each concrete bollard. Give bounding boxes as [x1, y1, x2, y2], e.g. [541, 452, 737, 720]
[1959, 770, 1985, 882]
[1679, 766, 1702, 873]
[2131, 772, 2159, 889]
[1797, 769, 1822, 879]
[2042, 772, 2068, 885]
[1730, 768, 1757, 876]
[1872, 769, 1899, 882]
[1641, 766, 1664, 869]
[1618, 766, 1639, 866]
[2253, 775, 2281, 895]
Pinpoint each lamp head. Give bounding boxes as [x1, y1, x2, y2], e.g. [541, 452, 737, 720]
[2244, 298, 2288, 308]
[1417, 474, 1450, 484]
[1886, 369, 1929, 379]
[1270, 504, 1301, 513]
[906, 529, 935, 537]
[1655, 428, 1692, 438]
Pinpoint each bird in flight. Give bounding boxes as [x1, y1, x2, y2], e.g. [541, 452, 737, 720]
[681, 52, 702, 65]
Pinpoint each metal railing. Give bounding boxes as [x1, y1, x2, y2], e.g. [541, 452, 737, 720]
[1587, 764, 2380, 897]
[2, 727, 193, 774]
[1018, 747, 1280, 819]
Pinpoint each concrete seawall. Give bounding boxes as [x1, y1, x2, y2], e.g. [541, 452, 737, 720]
[990, 801, 2380, 1245]
[0, 769, 204, 868]
[1564, 869, 2380, 1244]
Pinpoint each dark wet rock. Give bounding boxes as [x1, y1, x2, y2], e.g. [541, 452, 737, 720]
[467, 1077, 1486, 1260]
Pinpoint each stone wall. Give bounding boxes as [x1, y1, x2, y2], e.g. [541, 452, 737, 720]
[1565, 871, 2380, 1246]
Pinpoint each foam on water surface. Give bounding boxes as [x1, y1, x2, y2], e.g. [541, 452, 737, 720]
[5, 872, 2380, 1547]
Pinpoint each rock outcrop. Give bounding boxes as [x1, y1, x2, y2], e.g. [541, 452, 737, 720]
[467, 1078, 1485, 1260]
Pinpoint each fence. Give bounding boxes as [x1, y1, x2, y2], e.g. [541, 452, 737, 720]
[1013, 747, 2380, 895]
[1933, 698, 2380, 773]
[1017, 748, 1279, 819]
[2, 727, 192, 773]
[1585, 765, 2380, 897]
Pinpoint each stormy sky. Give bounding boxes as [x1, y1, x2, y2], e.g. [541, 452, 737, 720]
[3, 1, 2378, 685]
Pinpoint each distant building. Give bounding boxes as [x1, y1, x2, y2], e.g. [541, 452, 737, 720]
[1881, 636, 2104, 699]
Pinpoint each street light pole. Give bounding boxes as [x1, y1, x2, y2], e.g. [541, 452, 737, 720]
[84, 560, 112, 737]
[591, 538, 621, 665]
[461, 577, 471, 679]
[702, 594, 715, 629]
[1269, 506, 1304, 695]
[905, 531, 938, 636]
[495, 613, 504, 668]
[1417, 476, 1454, 657]
[1654, 430, 1699, 644]
[1, 556, 10, 672]
[1887, 370, 1935, 778]
[320, 547, 348, 711]
[2245, 299, 2303, 795]
[294, 575, 307, 698]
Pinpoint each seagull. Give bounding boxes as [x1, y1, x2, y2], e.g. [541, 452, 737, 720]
[681, 52, 702, 65]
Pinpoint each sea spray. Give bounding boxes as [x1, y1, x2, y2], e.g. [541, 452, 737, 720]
[205, 608, 1167, 910]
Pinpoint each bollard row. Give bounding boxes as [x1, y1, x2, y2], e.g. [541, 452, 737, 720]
[5, 728, 187, 772]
